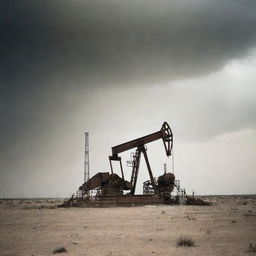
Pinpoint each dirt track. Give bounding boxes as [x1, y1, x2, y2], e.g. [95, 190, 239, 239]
[0, 196, 255, 256]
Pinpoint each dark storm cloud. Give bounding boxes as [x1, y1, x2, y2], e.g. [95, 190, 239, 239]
[1, 0, 256, 89]
[1, 0, 256, 134]
[1, 0, 256, 135]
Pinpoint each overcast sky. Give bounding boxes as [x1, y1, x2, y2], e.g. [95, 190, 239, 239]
[1, 0, 256, 197]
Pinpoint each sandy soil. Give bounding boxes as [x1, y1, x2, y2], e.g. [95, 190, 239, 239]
[0, 196, 256, 256]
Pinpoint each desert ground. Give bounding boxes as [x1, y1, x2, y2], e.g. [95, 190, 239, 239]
[0, 195, 255, 256]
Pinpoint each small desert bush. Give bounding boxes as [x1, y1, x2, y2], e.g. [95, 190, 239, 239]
[246, 243, 256, 253]
[176, 236, 195, 247]
[206, 229, 211, 235]
[53, 247, 67, 254]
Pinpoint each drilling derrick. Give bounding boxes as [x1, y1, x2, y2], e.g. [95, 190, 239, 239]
[84, 132, 90, 183]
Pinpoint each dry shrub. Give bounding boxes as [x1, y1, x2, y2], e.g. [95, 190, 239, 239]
[246, 243, 256, 253]
[176, 236, 195, 247]
[53, 247, 67, 254]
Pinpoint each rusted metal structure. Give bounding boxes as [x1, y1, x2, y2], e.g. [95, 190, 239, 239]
[109, 122, 173, 195]
[61, 122, 210, 207]
[68, 122, 177, 206]
[79, 172, 132, 197]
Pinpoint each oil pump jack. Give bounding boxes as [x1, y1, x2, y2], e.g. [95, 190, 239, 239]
[79, 122, 174, 197]
[74, 122, 178, 206]
[62, 122, 211, 207]
[109, 122, 173, 195]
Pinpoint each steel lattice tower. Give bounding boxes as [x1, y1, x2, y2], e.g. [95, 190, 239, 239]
[84, 132, 90, 183]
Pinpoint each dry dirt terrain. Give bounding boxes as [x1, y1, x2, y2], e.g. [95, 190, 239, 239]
[0, 196, 256, 256]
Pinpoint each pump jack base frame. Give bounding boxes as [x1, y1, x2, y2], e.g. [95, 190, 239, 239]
[61, 194, 181, 208]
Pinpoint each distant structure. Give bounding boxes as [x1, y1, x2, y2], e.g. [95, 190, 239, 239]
[164, 163, 167, 173]
[84, 132, 90, 183]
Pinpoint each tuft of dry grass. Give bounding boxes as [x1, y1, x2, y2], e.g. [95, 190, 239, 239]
[176, 236, 195, 247]
[53, 247, 67, 254]
[246, 243, 256, 253]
